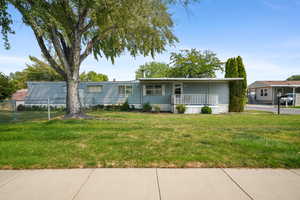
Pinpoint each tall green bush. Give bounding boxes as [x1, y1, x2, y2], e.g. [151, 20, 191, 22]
[225, 56, 247, 112]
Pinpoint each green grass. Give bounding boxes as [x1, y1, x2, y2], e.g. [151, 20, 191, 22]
[0, 111, 64, 123]
[0, 111, 300, 169]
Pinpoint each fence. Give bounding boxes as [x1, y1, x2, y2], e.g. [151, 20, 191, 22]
[0, 99, 64, 123]
[171, 94, 219, 106]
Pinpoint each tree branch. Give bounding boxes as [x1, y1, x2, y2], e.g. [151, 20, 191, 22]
[33, 30, 67, 78]
[80, 25, 117, 63]
[50, 28, 72, 77]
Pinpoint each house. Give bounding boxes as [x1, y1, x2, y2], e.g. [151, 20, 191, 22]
[248, 80, 300, 105]
[25, 78, 243, 114]
[11, 89, 28, 107]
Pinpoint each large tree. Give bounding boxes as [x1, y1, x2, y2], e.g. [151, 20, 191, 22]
[135, 62, 170, 79]
[169, 49, 223, 78]
[0, 0, 182, 118]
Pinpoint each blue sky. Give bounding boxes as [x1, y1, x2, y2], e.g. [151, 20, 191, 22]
[0, 0, 300, 84]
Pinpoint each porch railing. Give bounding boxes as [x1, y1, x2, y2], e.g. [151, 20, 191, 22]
[172, 94, 218, 105]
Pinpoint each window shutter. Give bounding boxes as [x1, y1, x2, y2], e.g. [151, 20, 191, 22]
[143, 85, 146, 96]
[162, 85, 165, 96]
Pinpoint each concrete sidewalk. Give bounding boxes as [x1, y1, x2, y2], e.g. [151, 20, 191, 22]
[0, 168, 299, 200]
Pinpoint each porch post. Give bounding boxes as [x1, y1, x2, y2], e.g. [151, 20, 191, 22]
[293, 87, 296, 106]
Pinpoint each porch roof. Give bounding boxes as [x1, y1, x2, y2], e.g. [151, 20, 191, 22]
[139, 78, 243, 82]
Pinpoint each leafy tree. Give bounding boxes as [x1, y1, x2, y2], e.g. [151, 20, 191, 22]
[0, 72, 14, 100]
[135, 62, 170, 79]
[169, 49, 223, 78]
[225, 56, 247, 112]
[80, 71, 108, 82]
[287, 75, 300, 81]
[0, 0, 182, 118]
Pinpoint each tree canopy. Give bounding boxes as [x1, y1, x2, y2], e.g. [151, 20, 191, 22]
[135, 62, 170, 79]
[169, 49, 223, 78]
[0, 0, 184, 117]
[80, 71, 108, 82]
[287, 75, 300, 81]
[0, 72, 14, 100]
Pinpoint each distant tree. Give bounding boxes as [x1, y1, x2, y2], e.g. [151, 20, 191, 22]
[80, 71, 108, 82]
[287, 75, 300, 81]
[169, 49, 223, 78]
[10, 56, 108, 89]
[0, 72, 14, 100]
[135, 62, 170, 79]
[225, 56, 247, 112]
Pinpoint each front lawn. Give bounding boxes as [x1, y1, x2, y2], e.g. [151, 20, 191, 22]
[0, 111, 299, 169]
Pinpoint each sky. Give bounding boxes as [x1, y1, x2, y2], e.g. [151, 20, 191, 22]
[0, 0, 300, 84]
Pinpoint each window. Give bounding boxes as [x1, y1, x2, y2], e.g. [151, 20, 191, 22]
[264, 89, 268, 96]
[145, 85, 163, 96]
[87, 85, 102, 93]
[174, 84, 182, 95]
[260, 89, 264, 96]
[119, 85, 133, 96]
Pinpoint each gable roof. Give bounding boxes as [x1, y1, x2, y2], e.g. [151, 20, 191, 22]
[249, 81, 300, 88]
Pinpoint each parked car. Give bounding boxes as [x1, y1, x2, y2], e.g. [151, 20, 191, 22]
[280, 93, 294, 105]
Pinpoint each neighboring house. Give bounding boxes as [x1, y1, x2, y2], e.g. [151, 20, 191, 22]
[25, 78, 243, 114]
[11, 89, 28, 107]
[248, 80, 300, 105]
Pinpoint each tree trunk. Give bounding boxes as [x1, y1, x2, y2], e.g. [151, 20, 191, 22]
[65, 79, 82, 118]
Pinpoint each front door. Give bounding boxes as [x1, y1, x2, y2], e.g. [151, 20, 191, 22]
[173, 83, 183, 104]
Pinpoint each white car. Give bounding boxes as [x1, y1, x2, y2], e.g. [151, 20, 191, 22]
[280, 93, 294, 105]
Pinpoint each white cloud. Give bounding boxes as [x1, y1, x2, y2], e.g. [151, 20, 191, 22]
[0, 55, 30, 75]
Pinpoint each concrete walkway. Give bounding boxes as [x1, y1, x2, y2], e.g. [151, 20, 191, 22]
[245, 104, 300, 115]
[0, 168, 299, 200]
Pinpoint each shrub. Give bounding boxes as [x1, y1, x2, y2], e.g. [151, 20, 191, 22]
[201, 106, 212, 114]
[142, 102, 152, 112]
[153, 105, 160, 113]
[176, 104, 186, 114]
[121, 101, 130, 111]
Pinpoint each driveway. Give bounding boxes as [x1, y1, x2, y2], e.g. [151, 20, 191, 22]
[0, 168, 299, 200]
[246, 104, 300, 115]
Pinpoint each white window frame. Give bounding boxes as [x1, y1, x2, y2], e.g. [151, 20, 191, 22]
[118, 85, 133, 97]
[87, 85, 103, 93]
[143, 84, 165, 96]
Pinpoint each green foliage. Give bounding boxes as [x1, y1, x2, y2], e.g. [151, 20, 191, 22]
[120, 100, 130, 111]
[201, 106, 212, 114]
[176, 104, 186, 113]
[169, 49, 223, 78]
[80, 71, 108, 82]
[225, 56, 247, 112]
[0, 0, 14, 49]
[287, 75, 300, 81]
[135, 62, 170, 79]
[142, 102, 152, 112]
[0, 72, 14, 100]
